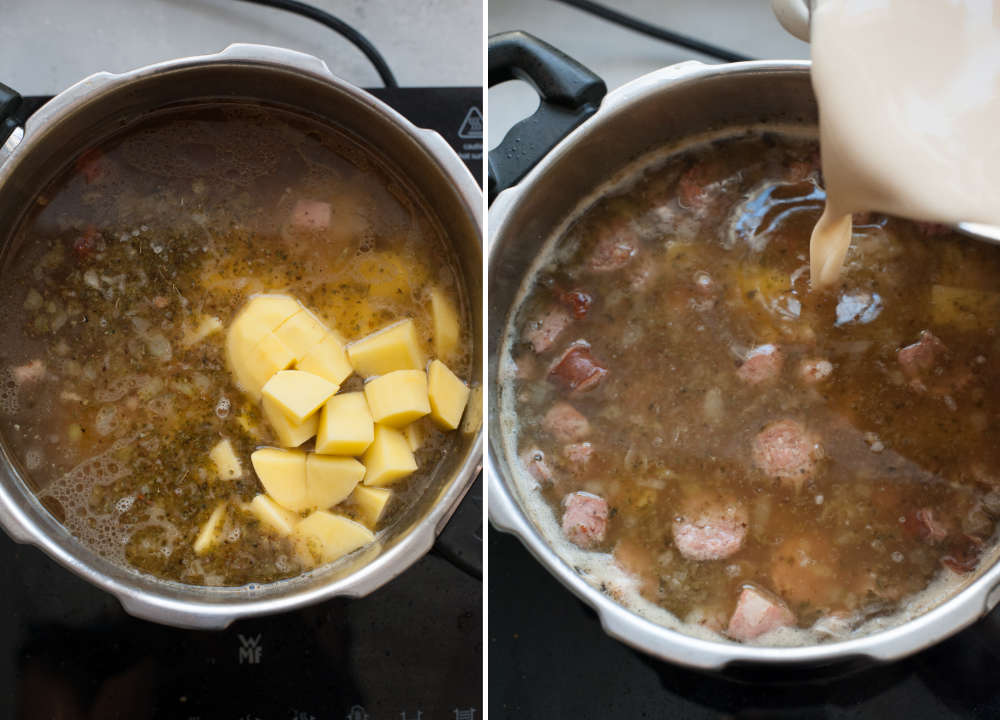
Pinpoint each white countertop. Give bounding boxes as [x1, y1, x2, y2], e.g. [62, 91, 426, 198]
[0, 0, 482, 95]
[488, 0, 809, 147]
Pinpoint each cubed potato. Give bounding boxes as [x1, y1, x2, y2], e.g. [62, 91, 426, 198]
[230, 294, 302, 347]
[403, 421, 425, 452]
[289, 198, 331, 232]
[209, 438, 243, 479]
[316, 392, 374, 455]
[226, 294, 302, 397]
[430, 288, 461, 361]
[461, 385, 483, 435]
[274, 309, 328, 362]
[262, 395, 319, 448]
[739, 265, 791, 303]
[363, 370, 430, 428]
[307, 454, 365, 509]
[193, 502, 227, 555]
[251, 448, 310, 512]
[248, 494, 300, 536]
[350, 485, 392, 529]
[229, 331, 297, 398]
[294, 510, 374, 564]
[931, 285, 1000, 330]
[183, 315, 223, 347]
[296, 331, 353, 386]
[359, 253, 415, 299]
[362, 425, 417, 486]
[261, 370, 338, 425]
[253, 333, 300, 395]
[426, 359, 470, 430]
[346, 319, 424, 377]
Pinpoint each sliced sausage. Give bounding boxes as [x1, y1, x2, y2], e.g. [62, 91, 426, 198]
[752, 419, 821, 486]
[678, 162, 714, 211]
[727, 586, 795, 642]
[942, 534, 985, 573]
[549, 341, 608, 393]
[588, 224, 636, 272]
[737, 344, 784, 385]
[799, 358, 833, 384]
[898, 331, 946, 379]
[672, 497, 748, 561]
[559, 289, 593, 319]
[561, 491, 608, 549]
[563, 442, 593, 468]
[12, 359, 45, 385]
[523, 308, 572, 354]
[519, 447, 553, 485]
[542, 401, 590, 442]
[905, 507, 949, 545]
[289, 198, 332, 232]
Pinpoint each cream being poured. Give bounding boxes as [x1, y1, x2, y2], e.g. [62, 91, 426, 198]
[808, 0, 1000, 288]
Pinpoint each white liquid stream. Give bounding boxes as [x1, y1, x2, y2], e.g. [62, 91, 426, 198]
[810, 0, 1000, 287]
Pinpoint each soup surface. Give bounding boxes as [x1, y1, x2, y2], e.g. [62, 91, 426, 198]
[506, 131, 1000, 642]
[0, 103, 471, 586]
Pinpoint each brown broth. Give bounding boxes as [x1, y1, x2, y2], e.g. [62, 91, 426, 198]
[509, 131, 1000, 638]
[0, 103, 471, 586]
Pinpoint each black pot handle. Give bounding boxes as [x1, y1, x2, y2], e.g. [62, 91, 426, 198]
[488, 31, 606, 203]
[0, 82, 22, 145]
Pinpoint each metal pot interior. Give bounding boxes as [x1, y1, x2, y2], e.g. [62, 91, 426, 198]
[0, 51, 483, 626]
[488, 61, 1000, 666]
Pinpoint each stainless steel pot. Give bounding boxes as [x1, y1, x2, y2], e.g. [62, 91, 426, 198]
[487, 37, 1000, 669]
[0, 44, 483, 629]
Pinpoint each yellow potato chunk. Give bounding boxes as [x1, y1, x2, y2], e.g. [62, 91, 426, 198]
[296, 331, 353, 386]
[248, 494, 300, 536]
[461, 385, 483, 435]
[294, 510, 375, 564]
[240, 332, 297, 397]
[226, 294, 302, 397]
[346, 319, 425, 377]
[251, 448, 310, 512]
[931, 285, 1000, 330]
[403, 422, 425, 452]
[307, 454, 365, 509]
[363, 370, 430, 428]
[430, 288, 461, 361]
[362, 425, 417, 486]
[261, 370, 338, 425]
[274, 309, 328, 362]
[350, 485, 392, 529]
[230, 294, 302, 348]
[209, 438, 243, 480]
[426, 359, 470, 430]
[316, 392, 374, 456]
[193, 502, 227, 555]
[183, 315, 223, 347]
[262, 395, 319, 448]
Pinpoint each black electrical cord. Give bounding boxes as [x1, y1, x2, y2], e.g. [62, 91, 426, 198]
[231, 0, 399, 87]
[550, 0, 754, 63]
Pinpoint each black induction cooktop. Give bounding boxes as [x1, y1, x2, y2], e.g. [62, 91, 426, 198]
[489, 527, 1000, 719]
[4, 86, 482, 720]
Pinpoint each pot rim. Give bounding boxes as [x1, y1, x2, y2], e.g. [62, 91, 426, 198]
[0, 43, 483, 629]
[487, 58, 1000, 669]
